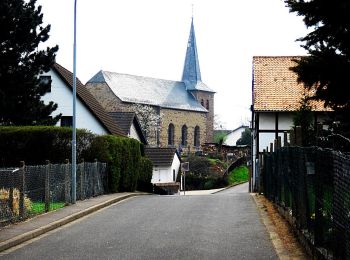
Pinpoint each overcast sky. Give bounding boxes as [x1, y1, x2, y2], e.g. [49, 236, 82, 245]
[38, 0, 308, 130]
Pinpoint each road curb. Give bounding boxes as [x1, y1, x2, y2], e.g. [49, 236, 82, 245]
[251, 193, 290, 260]
[0, 193, 149, 253]
[211, 181, 248, 194]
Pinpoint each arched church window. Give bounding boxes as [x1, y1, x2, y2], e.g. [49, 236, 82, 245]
[206, 100, 209, 110]
[181, 125, 188, 146]
[194, 126, 200, 147]
[168, 123, 175, 146]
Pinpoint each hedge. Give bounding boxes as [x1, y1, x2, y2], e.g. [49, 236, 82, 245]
[0, 126, 153, 193]
[137, 157, 153, 192]
[84, 135, 153, 192]
[0, 126, 94, 166]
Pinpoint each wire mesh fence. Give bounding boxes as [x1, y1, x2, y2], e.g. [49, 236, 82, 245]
[261, 146, 350, 259]
[0, 160, 107, 226]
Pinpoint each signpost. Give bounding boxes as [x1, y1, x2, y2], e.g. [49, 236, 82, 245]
[181, 162, 189, 195]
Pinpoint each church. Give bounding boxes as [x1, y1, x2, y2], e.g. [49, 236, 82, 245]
[86, 19, 215, 150]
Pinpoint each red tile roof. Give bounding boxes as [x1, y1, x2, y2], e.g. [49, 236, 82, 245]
[253, 56, 330, 112]
[52, 63, 125, 136]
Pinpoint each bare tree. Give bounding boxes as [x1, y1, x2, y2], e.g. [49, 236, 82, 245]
[214, 114, 226, 130]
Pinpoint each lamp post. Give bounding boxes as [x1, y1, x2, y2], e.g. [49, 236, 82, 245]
[72, 0, 77, 204]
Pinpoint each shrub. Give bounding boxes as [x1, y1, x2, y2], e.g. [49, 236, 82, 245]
[0, 126, 153, 193]
[86, 135, 151, 192]
[183, 155, 229, 190]
[0, 126, 94, 167]
[204, 179, 214, 190]
[186, 155, 211, 177]
[137, 157, 153, 192]
[0, 188, 31, 216]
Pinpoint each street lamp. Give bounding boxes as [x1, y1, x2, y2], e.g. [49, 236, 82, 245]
[72, 0, 77, 204]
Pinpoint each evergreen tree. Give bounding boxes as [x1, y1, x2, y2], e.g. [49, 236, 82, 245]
[293, 93, 315, 146]
[285, 0, 350, 137]
[236, 128, 251, 146]
[0, 0, 59, 125]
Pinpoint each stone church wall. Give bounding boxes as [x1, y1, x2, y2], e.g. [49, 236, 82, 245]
[86, 83, 128, 112]
[160, 108, 207, 151]
[86, 84, 208, 149]
[190, 91, 214, 143]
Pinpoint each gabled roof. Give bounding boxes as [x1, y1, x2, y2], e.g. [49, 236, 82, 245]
[52, 63, 125, 136]
[87, 71, 208, 112]
[144, 147, 180, 167]
[108, 111, 147, 144]
[253, 56, 330, 112]
[182, 18, 215, 93]
[229, 125, 249, 134]
[214, 130, 232, 136]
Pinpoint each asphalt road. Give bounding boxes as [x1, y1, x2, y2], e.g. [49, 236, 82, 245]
[1, 184, 277, 260]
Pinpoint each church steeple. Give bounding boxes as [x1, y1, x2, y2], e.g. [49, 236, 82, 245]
[182, 18, 202, 88]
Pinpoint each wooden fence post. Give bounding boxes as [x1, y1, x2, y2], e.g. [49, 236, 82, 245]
[277, 136, 282, 149]
[80, 159, 85, 200]
[19, 161, 25, 218]
[9, 170, 14, 212]
[64, 159, 70, 204]
[283, 131, 289, 147]
[295, 126, 302, 146]
[94, 159, 98, 195]
[290, 128, 295, 146]
[270, 143, 274, 154]
[45, 160, 50, 212]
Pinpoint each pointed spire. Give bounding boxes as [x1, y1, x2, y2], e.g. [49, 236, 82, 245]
[182, 18, 202, 87]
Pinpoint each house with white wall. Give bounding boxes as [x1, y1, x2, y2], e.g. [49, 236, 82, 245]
[144, 147, 181, 194]
[41, 63, 124, 136]
[251, 56, 331, 191]
[223, 125, 249, 146]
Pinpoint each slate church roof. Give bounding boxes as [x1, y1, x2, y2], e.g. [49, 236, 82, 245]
[88, 71, 207, 112]
[182, 18, 215, 93]
[86, 18, 214, 112]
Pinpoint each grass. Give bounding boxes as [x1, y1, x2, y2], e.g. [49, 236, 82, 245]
[228, 165, 249, 185]
[30, 201, 65, 214]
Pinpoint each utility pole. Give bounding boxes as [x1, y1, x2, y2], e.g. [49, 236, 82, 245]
[72, 0, 77, 204]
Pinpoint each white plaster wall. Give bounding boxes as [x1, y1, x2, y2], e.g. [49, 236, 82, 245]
[258, 113, 276, 130]
[41, 70, 108, 135]
[171, 153, 181, 181]
[224, 127, 246, 146]
[129, 123, 141, 142]
[278, 113, 294, 130]
[151, 154, 180, 184]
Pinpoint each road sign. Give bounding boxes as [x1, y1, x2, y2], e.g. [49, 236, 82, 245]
[181, 162, 189, 171]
